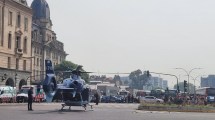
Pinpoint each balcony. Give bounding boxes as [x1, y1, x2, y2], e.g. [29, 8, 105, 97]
[16, 48, 23, 55]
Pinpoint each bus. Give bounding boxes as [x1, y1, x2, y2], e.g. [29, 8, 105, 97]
[150, 89, 165, 99]
[165, 89, 178, 97]
[196, 87, 215, 103]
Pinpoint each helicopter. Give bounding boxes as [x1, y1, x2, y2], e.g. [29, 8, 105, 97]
[42, 60, 93, 110]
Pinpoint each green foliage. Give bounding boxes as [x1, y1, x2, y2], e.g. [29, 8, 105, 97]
[54, 60, 89, 83]
[113, 75, 122, 86]
[129, 69, 149, 89]
[54, 60, 77, 71]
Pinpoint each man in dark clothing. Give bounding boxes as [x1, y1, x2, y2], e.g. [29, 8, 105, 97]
[28, 87, 33, 111]
[94, 92, 100, 105]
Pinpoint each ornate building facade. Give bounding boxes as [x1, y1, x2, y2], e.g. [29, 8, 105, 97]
[30, 0, 67, 82]
[0, 0, 67, 90]
[0, 0, 32, 89]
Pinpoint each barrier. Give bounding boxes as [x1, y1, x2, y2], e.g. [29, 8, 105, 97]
[35, 94, 45, 103]
[0, 97, 15, 103]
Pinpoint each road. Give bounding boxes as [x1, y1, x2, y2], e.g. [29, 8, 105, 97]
[0, 103, 215, 120]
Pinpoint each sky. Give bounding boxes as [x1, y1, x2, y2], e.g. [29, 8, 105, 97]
[26, 0, 215, 88]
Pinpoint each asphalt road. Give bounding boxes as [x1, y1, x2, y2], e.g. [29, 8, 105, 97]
[0, 103, 215, 120]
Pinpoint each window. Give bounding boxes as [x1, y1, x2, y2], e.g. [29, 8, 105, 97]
[34, 47, 36, 53]
[7, 57, 11, 69]
[37, 58, 39, 66]
[16, 58, 19, 70]
[8, 32, 12, 49]
[24, 17, 28, 31]
[33, 57, 36, 66]
[23, 60, 26, 71]
[8, 11, 12, 25]
[16, 36, 21, 49]
[37, 48, 39, 54]
[40, 59, 42, 66]
[16, 13, 21, 28]
[23, 37, 27, 53]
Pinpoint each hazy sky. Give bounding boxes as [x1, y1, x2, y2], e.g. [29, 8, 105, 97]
[26, 0, 215, 87]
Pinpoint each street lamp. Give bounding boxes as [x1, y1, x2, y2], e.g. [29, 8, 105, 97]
[190, 75, 206, 103]
[149, 71, 180, 93]
[174, 68, 202, 93]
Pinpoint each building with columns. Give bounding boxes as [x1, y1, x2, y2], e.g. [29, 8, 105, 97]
[0, 0, 32, 89]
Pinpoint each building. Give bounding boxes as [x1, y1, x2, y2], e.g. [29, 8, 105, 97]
[143, 76, 168, 91]
[162, 80, 168, 89]
[0, 0, 67, 90]
[0, 0, 32, 90]
[201, 75, 215, 88]
[30, 0, 67, 82]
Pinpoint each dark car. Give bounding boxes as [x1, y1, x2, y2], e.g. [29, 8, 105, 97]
[101, 95, 124, 103]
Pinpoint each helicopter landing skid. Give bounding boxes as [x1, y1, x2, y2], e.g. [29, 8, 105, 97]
[61, 103, 93, 111]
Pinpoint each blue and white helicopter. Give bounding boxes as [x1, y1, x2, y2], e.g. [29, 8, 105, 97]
[42, 60, 93, 110]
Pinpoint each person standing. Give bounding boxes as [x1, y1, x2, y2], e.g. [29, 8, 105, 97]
[94, 91, 100, 105]
[28, 87, 33, 111]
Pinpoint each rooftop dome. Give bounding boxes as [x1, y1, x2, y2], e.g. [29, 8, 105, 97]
[31, 0, 50, 20]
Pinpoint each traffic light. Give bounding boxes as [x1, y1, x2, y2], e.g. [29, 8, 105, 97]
[184, 80, 188, 92]
[184, 88, 187, 92]
[184, 80, 187, 87]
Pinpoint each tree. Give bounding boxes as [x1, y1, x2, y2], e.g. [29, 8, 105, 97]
[113, 75, 122, 86]
[54, 60, 89, 83]
[129, 69, 150, 90]
[124, 80, 129, 85]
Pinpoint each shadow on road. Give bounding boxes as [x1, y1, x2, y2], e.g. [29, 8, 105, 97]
[28, 109, 93, 114]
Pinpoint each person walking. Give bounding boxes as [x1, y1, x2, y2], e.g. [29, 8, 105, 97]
[28, 87, 33, 111]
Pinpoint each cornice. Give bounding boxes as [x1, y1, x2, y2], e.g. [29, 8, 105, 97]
[5, 0, 32, 15]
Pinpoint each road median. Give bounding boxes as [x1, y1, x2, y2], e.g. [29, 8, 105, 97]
[138, 103, 215, 113]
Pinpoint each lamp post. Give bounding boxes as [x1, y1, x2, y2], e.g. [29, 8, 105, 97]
[174, 68, 202, 93]
[149, 71, 180, 93]
[190, 75, 206, 101]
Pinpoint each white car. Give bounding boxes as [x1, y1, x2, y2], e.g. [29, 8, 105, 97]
[140, 96, 164, 103]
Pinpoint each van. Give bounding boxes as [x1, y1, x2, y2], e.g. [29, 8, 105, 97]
[0, 86, 16, 103]
[16, 85, 45, 103]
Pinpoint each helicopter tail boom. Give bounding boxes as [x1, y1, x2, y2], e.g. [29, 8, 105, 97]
[43, 60, 57, 102]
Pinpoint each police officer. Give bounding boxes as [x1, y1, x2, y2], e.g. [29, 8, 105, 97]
[28, 87, 33, 111]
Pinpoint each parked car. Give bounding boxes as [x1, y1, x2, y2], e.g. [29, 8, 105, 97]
[101, 95, 124, 103]
[139, 96, 164, 103]
[0, 86, 16, 103]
